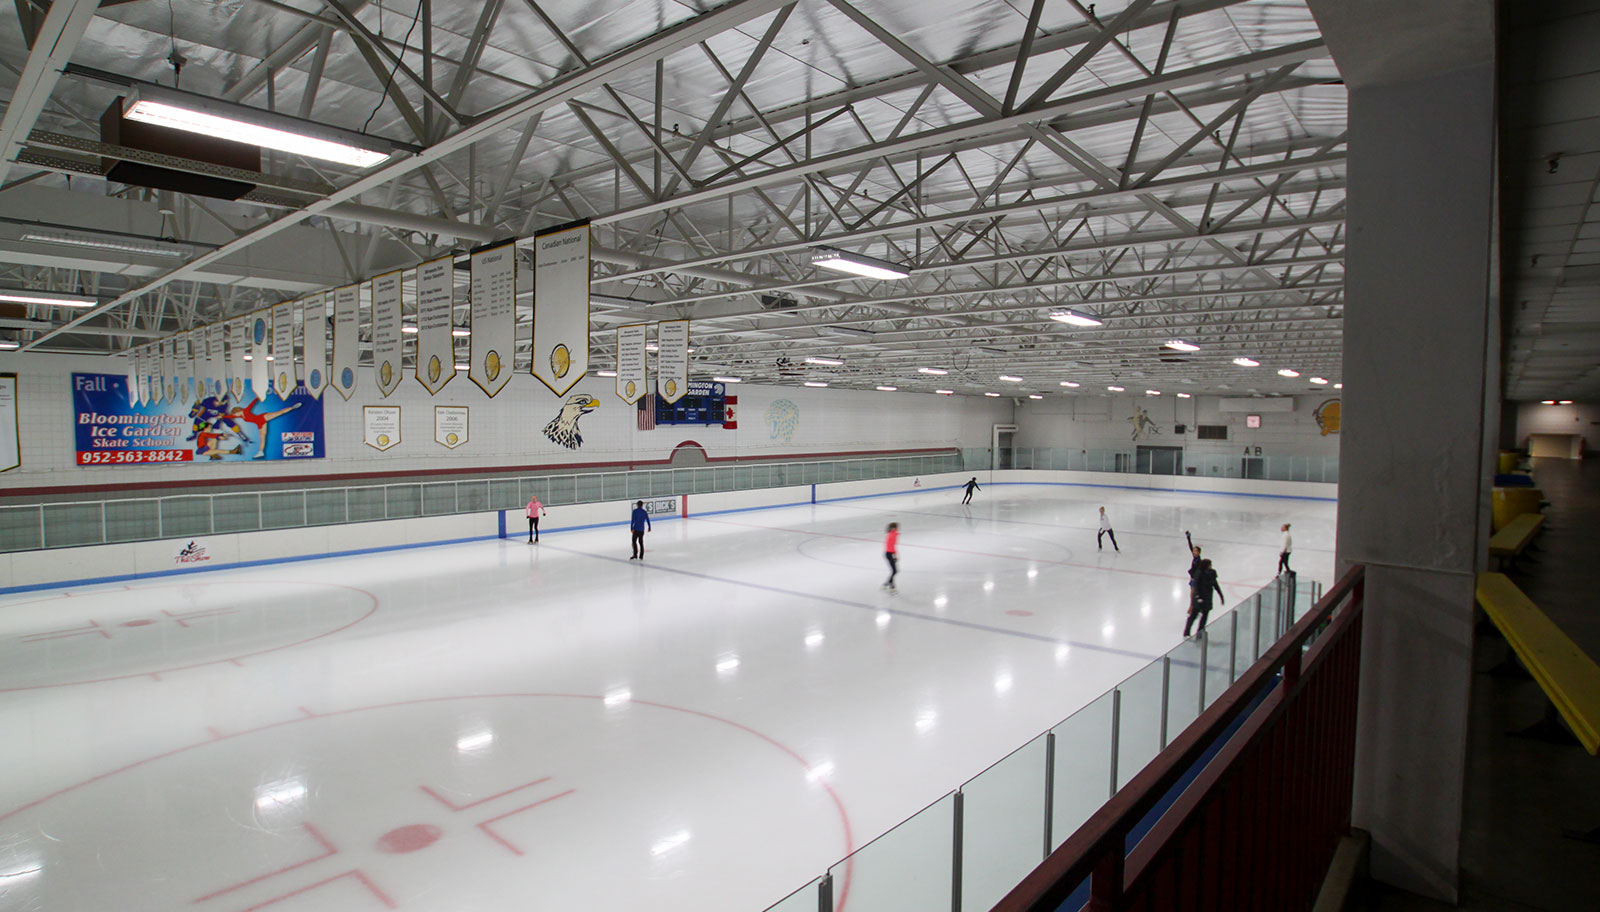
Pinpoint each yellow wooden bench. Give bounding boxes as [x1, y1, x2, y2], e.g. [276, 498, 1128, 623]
[1476, 572, 1600, 755]
[1488, 513, 1544, 569]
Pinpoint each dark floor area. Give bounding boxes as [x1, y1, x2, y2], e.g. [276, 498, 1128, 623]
[1357, 457, 1600, 911]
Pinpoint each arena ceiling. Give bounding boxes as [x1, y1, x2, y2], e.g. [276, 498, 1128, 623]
[0, 0, 1348, 399]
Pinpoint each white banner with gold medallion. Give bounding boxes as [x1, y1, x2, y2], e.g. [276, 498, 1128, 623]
[301, 293, 328, 399]
[435, 405, 469, 449]
[371, 270, 404, 397]
[363, 405, 401, 451]
[615, 323, 647, 404]
[657, 319, 690, 404]
[415, 255, 455, 394]
[200, 324, 220, 396]
[270, 300, 296, 398]
[532, 222, 590, 396]
[331, 284, 361, 400]
[469, 242, 516, 397]
[228, 318, 248, 400]
[160, 337, 177, 404]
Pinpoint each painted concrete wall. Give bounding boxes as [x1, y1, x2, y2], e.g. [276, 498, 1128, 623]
[1514, 401, 1599, 453]
[0, 350, 1014, 490]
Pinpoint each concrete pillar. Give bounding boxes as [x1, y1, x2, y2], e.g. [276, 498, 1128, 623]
[1333, 59, 1498, 903]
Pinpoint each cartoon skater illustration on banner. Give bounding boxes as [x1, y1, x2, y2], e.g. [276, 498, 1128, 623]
[74, 372, 323, 466]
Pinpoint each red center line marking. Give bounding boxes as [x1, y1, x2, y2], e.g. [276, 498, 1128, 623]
[420, 776, 551, 812]
[19, 619, 108, 642]
[192, 822, 338, 903]
[238, 869, 396, 911]
[475, 789, 577, 856]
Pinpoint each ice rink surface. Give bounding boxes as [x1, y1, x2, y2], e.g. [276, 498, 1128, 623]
[0, 483, 1335, 912]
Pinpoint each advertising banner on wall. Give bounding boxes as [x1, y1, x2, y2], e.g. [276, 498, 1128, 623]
[469, 242, 516, 397]
[332, 284, 361, 400]
[271, 300, 297, 398]
[302, 293, 328, 399]
[0, 373, 18, 473]
[363, 405, 401, 451]
[435, 405, 468, 449]
[657, 319, 689, 404]
[615, 323, 647, 404]
[415, 255, 455, 394]
[72, 372, 324, 466]
[532, 221, 590, 396]
[372, 270, 404, 398]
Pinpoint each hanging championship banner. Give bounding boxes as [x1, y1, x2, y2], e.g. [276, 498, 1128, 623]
[363, 405, 401, 451]
[302, 293, 328, 399]
[331, 284, 361, 400]
[532, 222, 590, 396]
[469, 242, 516, 397]
[141, 344, 158, 406]
[415, 256, 455, 395]
[0, 373, 17, 473]
[198, 325, 216, 396]
[249, 309, 270, 400]
[657, 319, 690, 404]
[371, 270, 404, 397]
[158, 337, 176, 404]
[435, 405, 468, 449]
[615, 323, 647, 404]
[271, 300, 297, 397]
[125, 348, 142, 407]
[176, 332, 197, 404]
[228, 318, 248, 400]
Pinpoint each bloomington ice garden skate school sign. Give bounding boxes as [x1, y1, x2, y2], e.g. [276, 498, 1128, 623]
[73, 372, 325, 466]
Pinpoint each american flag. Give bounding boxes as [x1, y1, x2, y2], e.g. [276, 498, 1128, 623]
[637, 393, 656, 431]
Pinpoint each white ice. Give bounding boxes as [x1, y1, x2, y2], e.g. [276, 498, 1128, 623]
[0, 483, 1335, 912]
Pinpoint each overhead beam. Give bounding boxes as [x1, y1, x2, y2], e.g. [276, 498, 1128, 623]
[0, 0, 99, 187]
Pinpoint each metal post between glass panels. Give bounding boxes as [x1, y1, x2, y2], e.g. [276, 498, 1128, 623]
[1108, 688, 1121, 798]
[1042, 731, 1056, 859]
[951, 789, 964, 912]
[1198, 631, 1209, 714]
[99, 502, 106, 545]
[818, 872, 833, 912]
[1158, 656, 1172, 750]
[1253, 593, 1264, 658]
[1229, 611, 1239, 682]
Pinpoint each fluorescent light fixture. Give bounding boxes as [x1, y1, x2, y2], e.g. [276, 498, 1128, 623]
[454, 363, 468, 371]
[1277, 368, 1300, 378]
[0, 341, 18, 350]
[451, 327, 471, 337]
[935, 389, 954, 395]
[804, 381, 828, 388]
[1145, 389, 1161, 395]
[646, 343, 659, 352]
[918, 367, 948, 375]
[1048, 308, 1103, 327]
[1309, 377, 1328, 385]
[811, 246, 910, 280]
[1233, 357, 1260, 367]
[1059, 380, 1080, 388]
[401, 325, 418, 334]
[0, 289, 97, 307]
[984, 392, 1000, 397]
[1177, 392, 1192, 399]
[999, 375, 1023, 382]
[1559, 399, 1574, 405]
[804, 356, 843, 366]
[1543, 399, 1557, 404]
[1107, 385, 1124, 392]
[597, 370, 617, 377]
[1164, 340, 1200, 352]
[713, 375, 741, 383]
[21, 229, 189, 258]
[123, 83, 409, 168]
[1028, 394, 1043, 400]
[1334, 383, 1343, 389]
[876, 385, 897, 391]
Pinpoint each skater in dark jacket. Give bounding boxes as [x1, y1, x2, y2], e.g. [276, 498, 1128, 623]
[629, 501, 652, 559]
[1185, 559, 1225, 637]
[961, 477, 981, 505]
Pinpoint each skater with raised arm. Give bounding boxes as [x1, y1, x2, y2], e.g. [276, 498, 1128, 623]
[961, 477, 981, 505]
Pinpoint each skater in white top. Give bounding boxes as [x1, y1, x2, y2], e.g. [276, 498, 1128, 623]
[1097, 506, 1119, 552]
[1278, 523, 1293, 574]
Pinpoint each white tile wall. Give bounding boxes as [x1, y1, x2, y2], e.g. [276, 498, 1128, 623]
[1013, 393, 1343, 461]
[0, 351, 1014, 491]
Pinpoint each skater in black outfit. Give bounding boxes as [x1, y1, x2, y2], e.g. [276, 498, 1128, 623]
[1097, 506, 1119, 551]
[1278, 523, 1293, 575]
[1185, 558, 1225, 637]
[1184, 530, 1203, 614]
[961, 477, 980, 505]
[629, 500, 652, 559]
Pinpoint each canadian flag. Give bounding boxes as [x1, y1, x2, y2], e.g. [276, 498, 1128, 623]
[722, 395, 738, 430]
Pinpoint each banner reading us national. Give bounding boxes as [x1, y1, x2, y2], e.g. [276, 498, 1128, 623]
[469, 242, 516, 397]
[657, 319, 690, 404]
[331, 284, 361, 400]
[532, 221, 590, 397]
[615, 323, 647, 404]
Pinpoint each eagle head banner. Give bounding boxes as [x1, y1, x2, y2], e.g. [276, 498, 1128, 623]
[532, 221, 590, 397]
